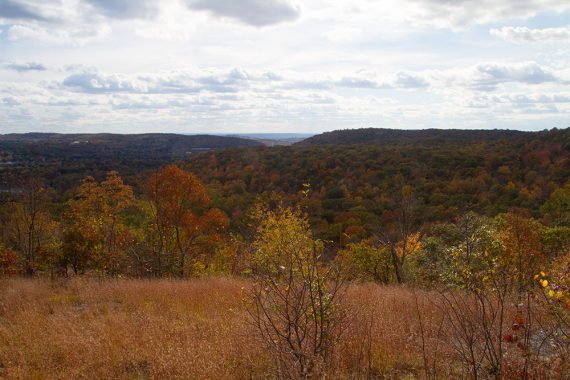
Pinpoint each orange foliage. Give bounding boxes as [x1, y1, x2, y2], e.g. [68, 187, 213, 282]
[146, 165, 209, 228]
[146, 165, 229, 276]
[396, 231, 422, 259]
[62, 171, 134, 274]
[0, 248, 17, 275]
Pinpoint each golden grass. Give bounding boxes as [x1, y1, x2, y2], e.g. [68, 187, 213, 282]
[1, 278, 558, 379]
[337, 284, 457, 379]
[0, 277, 269, 379]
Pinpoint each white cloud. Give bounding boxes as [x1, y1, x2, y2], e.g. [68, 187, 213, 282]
[186, 0, 300, 26]
[334, 71, 430, 89]
[7, 23, 111, 45]
[491, 26, 570, 43]
[0, 0, 112, 45]
[394, 72, 430, 88]
[322, 26, 362, 43]
[404, 0, 570, 29]
[1, 0, 570, 132]
[468, 62, 559, 90]
[4, 61, 47, 72]
[60, 68, 258, 94]
[56, 62, 565, 98]
[458, 91, 570, 116]
[464, 92, 570, 106]
[0, 0, 86, 23]
[62, 71, 144, 93]
[334, 62, 562, 91]
[85, 0, 159, 19]
[0, 0, 49, 21]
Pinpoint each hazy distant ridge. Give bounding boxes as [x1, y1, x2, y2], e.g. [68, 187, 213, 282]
[298, 128, 533, 146]
[0, 133, 262, 154]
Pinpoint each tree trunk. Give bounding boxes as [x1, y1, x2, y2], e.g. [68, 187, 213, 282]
[390, 246, 405, 284]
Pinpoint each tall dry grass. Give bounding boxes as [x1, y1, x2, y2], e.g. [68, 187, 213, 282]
[0, 278, 565, 379]
[337, 284, 458, 379]
[0, 277, 269, 379]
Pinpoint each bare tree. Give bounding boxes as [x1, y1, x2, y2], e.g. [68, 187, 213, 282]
[8, 177, 54, 276]
[376, 185, 423, 284]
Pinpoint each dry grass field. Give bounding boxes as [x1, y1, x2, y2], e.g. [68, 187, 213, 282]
[0, 278, 268, 379]
[0, 278, 566, 379]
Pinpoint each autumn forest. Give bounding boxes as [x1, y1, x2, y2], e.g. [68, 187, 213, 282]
[0, 128, 569, 379]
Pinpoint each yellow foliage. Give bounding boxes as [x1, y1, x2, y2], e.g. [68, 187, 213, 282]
[396, 232, 422, 258]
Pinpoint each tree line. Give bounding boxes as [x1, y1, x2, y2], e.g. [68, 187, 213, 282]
[0, 165, 568, 284]
[183, 128, 570, 246]
[0, 166, 228, 277]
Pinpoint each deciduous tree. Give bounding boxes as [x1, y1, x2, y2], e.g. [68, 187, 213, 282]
[376, 185, 423, 283]
[248, 205, 345, 378]
[62, 172, 134, 274]
[146, 165, 228, 276]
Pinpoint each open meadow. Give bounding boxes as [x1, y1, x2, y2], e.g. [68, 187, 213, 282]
[0, 277, 458, 379]
[0, 277, 567, 379]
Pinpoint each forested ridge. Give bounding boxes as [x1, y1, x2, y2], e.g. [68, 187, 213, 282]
[0, 133, 262, 194]
[298, 127, 531, 146]
[186, 127, 570, 242]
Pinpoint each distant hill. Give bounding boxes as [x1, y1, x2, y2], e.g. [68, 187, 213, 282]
[185, 127, 570, 241]
[0, 133, 261, 158]
[297, 128, 530, 146]
[223, 133, 315, 146]
[0, 133, 262, 193]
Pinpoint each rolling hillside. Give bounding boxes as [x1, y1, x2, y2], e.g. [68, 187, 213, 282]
[0, 133, 262, 159]
[186, 127, 570, 241]
[0, 133, 262, 193]
[298, 128, 532, 146]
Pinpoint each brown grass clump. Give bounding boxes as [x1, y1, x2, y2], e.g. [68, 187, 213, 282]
[0, 277, 269, 379]
[337, 284, 457, 379]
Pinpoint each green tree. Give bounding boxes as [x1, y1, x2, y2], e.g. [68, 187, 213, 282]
[337, 239, 391, 283]
[541, 182, 570, 227]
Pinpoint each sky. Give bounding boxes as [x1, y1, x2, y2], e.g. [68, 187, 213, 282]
[1, 0, 570, 134]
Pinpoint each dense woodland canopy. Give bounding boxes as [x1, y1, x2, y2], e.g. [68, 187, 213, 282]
[0, 127, 568, 276]
[0, 133, 261, 195]
[185, 127, 570, 243]
[298, 127, 528, 146]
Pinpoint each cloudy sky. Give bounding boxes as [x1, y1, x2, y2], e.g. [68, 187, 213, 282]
[1, 0, 570, 134]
